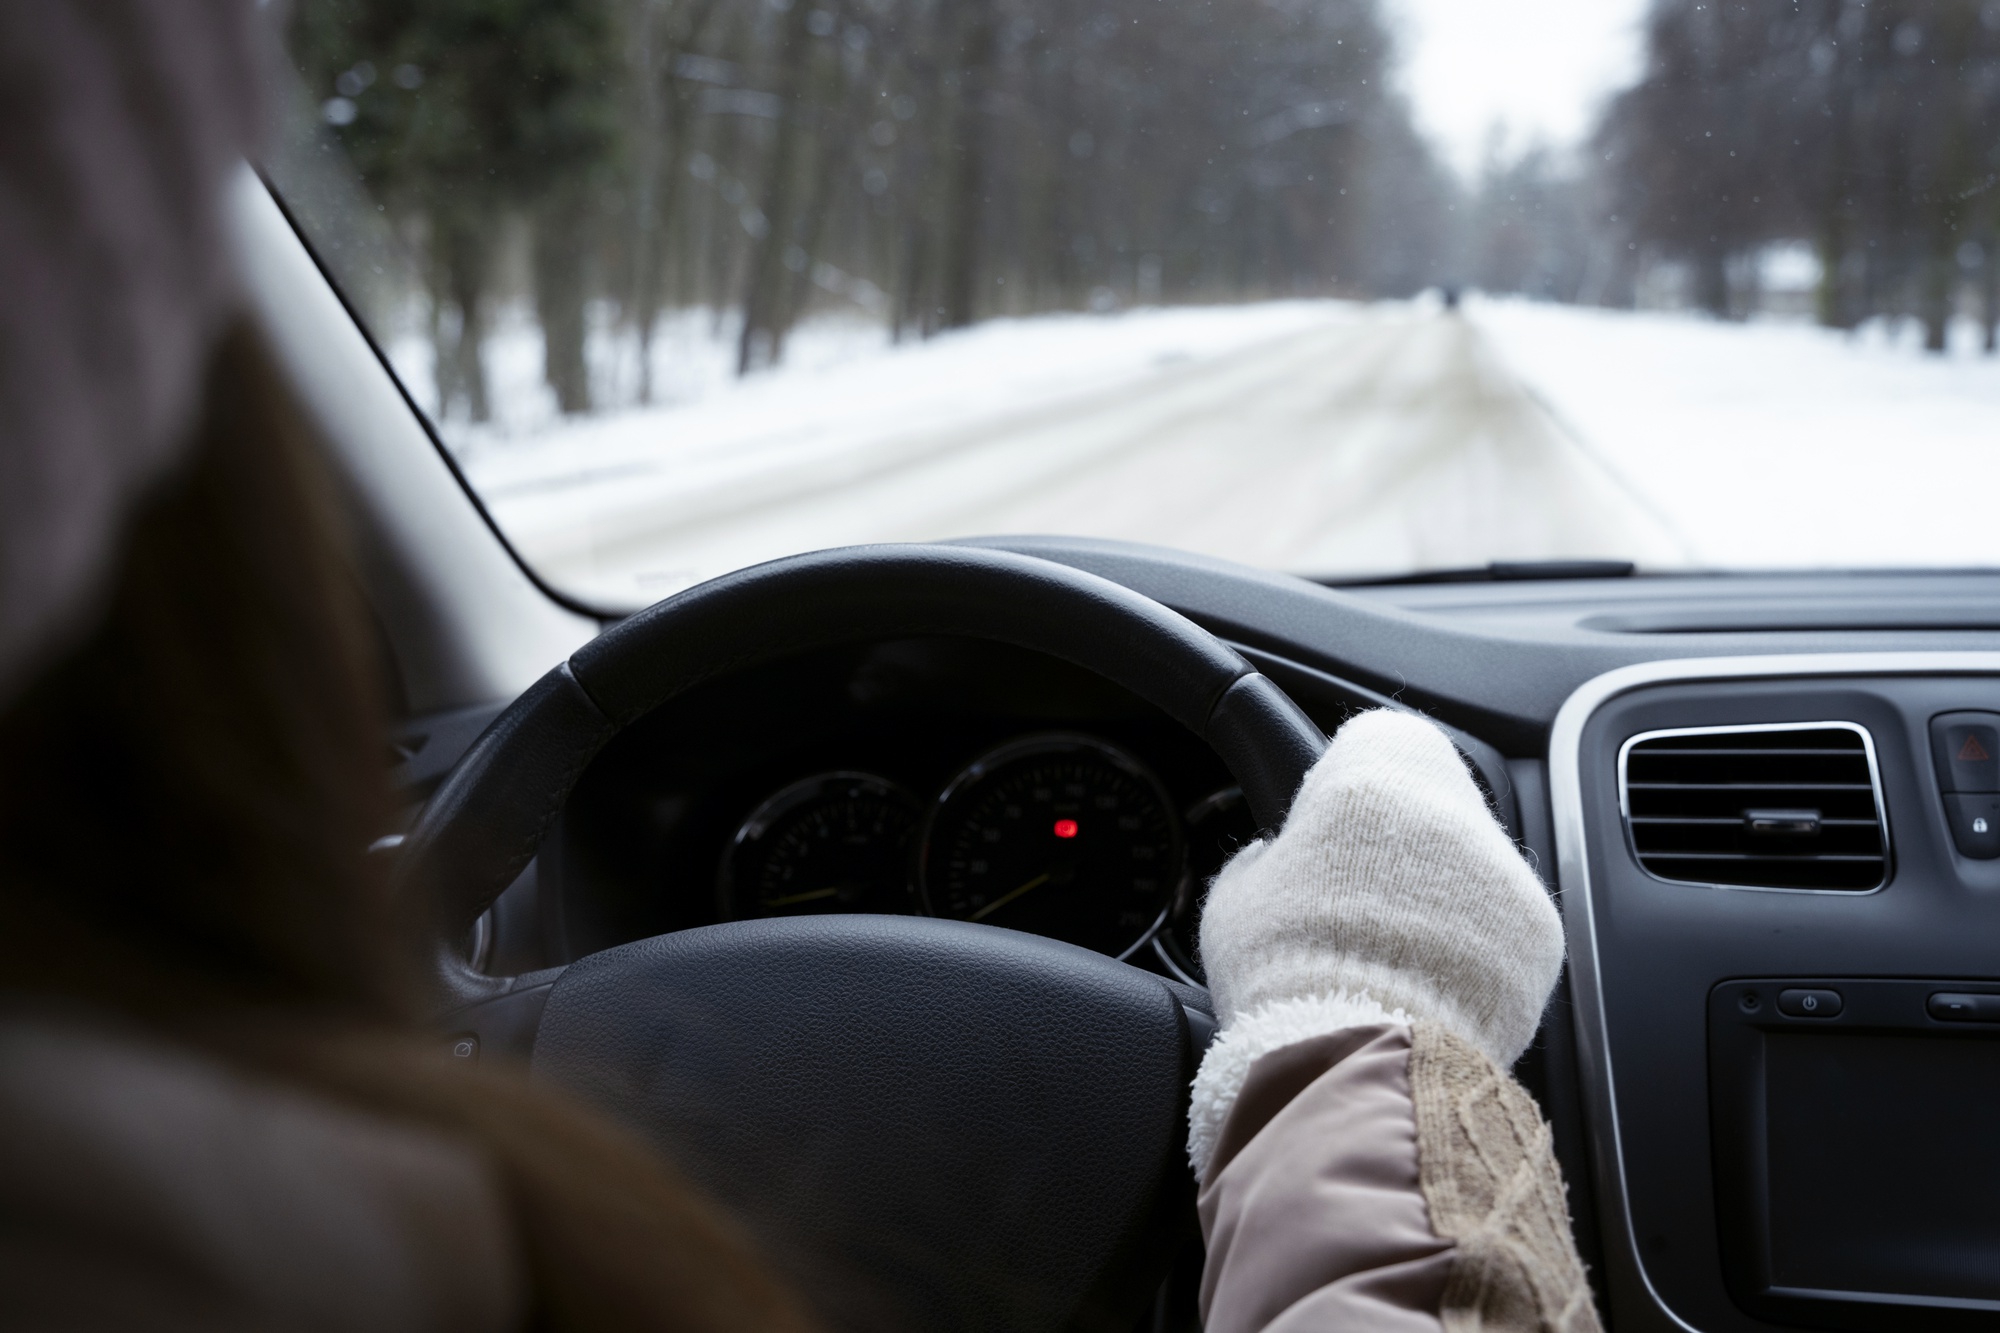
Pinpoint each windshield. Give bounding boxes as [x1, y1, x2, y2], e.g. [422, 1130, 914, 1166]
[270, 0, 2000, 609]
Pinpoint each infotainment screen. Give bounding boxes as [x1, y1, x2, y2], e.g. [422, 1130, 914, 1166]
[1709, 978, 2000, 1330]
[1763, 1031, 2000, 1303]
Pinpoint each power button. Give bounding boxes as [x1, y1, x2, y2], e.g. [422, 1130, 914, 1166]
[1777, 988, 1843, 1018]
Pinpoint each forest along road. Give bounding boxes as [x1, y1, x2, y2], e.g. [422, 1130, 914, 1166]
[507, 305, 1691, 602]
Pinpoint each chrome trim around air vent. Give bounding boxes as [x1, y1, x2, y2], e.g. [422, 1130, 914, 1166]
[1616, 721, 1890, 894]
[1551, 652, 2000, 1333]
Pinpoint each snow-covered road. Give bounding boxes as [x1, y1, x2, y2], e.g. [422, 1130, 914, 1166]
[467, 301, 1689, 606]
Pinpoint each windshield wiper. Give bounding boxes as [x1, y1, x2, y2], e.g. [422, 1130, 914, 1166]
[1324, 559, 1638, 588]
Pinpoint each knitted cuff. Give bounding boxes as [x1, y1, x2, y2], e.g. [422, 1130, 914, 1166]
[1187, 990, 1410, 1178]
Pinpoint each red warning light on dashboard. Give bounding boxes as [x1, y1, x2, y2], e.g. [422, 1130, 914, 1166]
[1961, 735, 1992, 762]
[1052, 819, 1079, 839]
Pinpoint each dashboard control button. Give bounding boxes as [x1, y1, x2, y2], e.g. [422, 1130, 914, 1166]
[1931, 712, 2000, 792]
[1777, 987, 1843, 1018]
[1943, 794, 2000, 859]
[1928, 992, 2000, 1022]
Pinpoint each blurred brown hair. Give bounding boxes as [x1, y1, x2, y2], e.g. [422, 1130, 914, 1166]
[0, 319, 409, 1019]
[0, 321, 816, 1332]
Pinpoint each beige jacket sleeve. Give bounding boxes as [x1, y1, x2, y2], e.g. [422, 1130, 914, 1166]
[1199, 1023, 1601, 1333]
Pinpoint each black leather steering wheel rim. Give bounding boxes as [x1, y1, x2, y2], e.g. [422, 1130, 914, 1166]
[397, 542, 1327, 1007]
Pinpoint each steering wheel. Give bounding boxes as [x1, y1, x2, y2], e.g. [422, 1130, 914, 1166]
[396, 544, 1327, 1333]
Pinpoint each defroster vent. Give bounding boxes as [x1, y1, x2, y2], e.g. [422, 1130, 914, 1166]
[1620, 723, 1888, 891]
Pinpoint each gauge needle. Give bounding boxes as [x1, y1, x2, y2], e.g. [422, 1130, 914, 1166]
[969, 872, 1050, 922]
[765, 886, 843, 908]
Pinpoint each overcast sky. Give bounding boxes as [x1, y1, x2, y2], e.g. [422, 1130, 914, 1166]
[1386, 0, 1652, 178]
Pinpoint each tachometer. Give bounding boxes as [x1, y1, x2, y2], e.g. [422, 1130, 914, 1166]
[720, 772, 922, 918]
[917, 735, 1183, 957]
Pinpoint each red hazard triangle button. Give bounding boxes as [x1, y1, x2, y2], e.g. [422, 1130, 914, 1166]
[1935, 715, 2000, 794]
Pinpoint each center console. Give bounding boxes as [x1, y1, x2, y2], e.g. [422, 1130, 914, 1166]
[1550, 654, 2000, 1332]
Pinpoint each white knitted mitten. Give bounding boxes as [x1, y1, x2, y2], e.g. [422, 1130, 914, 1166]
[1188, 708, 1565, 1175]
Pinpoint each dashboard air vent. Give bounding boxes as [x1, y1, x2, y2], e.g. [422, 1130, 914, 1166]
[1620, 723, 1887, 891]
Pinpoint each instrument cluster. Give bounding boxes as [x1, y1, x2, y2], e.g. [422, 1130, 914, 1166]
[541, 638, 1290, 979]
[720, 732, 1254, 964]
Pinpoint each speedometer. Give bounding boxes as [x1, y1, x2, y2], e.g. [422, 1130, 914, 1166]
[720, 772, 922, 919]
[917, 734, 1183, 957]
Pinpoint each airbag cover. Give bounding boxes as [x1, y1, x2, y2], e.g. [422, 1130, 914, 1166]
[531, 915, 1195, 1332]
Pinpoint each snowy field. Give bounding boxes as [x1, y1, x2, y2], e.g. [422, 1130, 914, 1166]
[400, 297, 2000, 608]
[1472, 299, 2000, 570]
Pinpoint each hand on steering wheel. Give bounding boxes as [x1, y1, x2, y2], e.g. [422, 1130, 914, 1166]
[1189, 707, 1564, 1175]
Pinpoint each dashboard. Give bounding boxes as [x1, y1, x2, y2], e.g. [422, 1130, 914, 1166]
[406, 539, 2000, 1333]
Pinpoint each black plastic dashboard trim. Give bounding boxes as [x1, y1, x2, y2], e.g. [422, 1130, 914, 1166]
[1549, 651, 2000, 1333]
[962, 538, 2000, 755]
